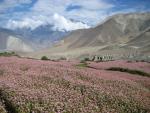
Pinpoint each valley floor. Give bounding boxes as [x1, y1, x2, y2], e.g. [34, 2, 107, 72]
[0, 56, 150, 113]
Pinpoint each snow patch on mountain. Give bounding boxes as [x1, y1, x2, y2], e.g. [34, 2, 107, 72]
[52, 13, 90, 31]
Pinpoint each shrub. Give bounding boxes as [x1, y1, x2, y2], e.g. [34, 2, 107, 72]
[80, 60, 86, 63]
[75, 62, 88, 68]
[0, 69, 4, 76]
[59, 57, 67, 60]
[80, 57, 90, 63]
[0, 52, 17, 57]
[106, 67, 150, 77]
[41, 56, 49, 60]
[84, 57, 90, 61]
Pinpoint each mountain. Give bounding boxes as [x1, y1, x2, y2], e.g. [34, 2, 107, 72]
[3, 15, 89, 50]
[127, 27, 150, 55]
[59, 13, 150, 48]
[24, 13, 150, 60]
[127, 27, 150, 47]
[0, 28, 34, 52]
[13, 24, 69, 49]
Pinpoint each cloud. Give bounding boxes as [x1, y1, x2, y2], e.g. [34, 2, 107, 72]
[32, 0, 114, 13]
[0, 0, 32, 13]
[70, 0, 114, 10]
[30, 0, 114, 25]
[2, 0, 149, 31]
[6, 18, 45, 30]
[6, 13, 90, 31]
[52, 13, 90, 31]
[1, 0, 115, 30]
[66, 5, 82, 11]
[31, 0, 69, 15]
[1, 0, 115, 29]
[6, 14, 53, 30]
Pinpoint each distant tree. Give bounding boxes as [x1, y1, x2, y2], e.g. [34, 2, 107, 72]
[84, 57, 90, 61]
[59, 57, 67, 60]
[99, 57, 102, 61]
[0, 51, 18, 57]
[11, 51, 15, 55]
[91, 56, 95, 61]
[41, 56, 49, 60]
[80, 57, 90, 63]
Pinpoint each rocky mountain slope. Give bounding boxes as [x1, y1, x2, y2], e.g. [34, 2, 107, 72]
[21, 13, 150, 60]
[13, 25, 69, 49]
[0, 28, 33, 52]
[60, 13, 150, 48]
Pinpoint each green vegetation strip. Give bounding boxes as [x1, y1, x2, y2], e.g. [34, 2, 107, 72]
[0, 52, 18, 57]
[75, 63, 88, 68]
[106, 67, 150, 77]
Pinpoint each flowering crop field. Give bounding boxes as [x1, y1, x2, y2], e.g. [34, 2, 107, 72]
[0, 57, 150, 113]
[88, 60, 150, 73]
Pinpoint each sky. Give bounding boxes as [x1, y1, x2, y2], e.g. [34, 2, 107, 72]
[0, 0, 150, 31]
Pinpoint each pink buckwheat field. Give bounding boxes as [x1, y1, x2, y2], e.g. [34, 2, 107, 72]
[0, 56, 150, 113]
